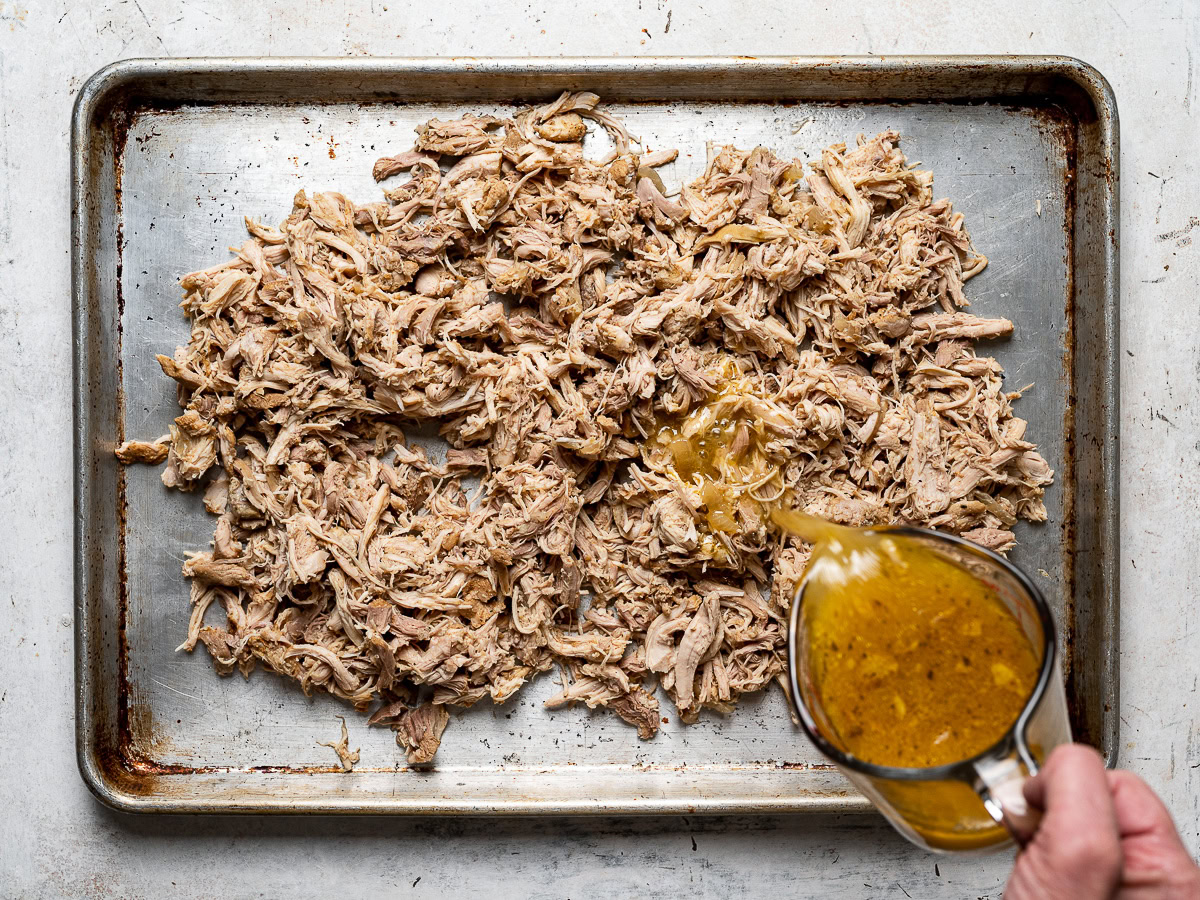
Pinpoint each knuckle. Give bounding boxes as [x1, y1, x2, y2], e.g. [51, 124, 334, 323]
[1046, 742, 1102, 774]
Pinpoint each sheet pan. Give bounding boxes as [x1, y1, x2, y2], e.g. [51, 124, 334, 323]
[73, 56, 1119, 813]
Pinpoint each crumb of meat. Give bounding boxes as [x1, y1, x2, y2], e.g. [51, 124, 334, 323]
[115, 438, 170, 464]
[117, 93, 1052, 761]
[317, 715, 361, 771]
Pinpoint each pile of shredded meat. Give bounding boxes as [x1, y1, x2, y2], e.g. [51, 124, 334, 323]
[117, 93, 1052, 763]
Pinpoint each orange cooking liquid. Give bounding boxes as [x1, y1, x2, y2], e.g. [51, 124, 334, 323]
[651, 389, 776, 536]
[650, 399, 1040, 768]
[775, 510, 1043, 851]
[774, 510, 1041, 769]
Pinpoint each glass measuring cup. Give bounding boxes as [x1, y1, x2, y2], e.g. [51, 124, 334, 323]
[786, 527, 1071, 852]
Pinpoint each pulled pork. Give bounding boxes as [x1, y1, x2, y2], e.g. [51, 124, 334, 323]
[118, 93, 1051, 762]
[317, 716, 361, 771]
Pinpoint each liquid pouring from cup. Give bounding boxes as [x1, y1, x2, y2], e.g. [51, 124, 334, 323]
[778, 515, 1072, 853]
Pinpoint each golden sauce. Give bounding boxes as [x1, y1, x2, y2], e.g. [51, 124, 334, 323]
[775, 510, 1041, 768]
[772, 510, 1042, 850]
[650, 378, 780, 536]
[657, 422, 746, 533]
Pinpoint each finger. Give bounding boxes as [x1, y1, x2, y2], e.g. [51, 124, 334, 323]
[1019, 744, 1123, 890]
[1106, 770, 1200, 893]
[1023, 744, 1118, 839]
[1107, 769, 1187, 846]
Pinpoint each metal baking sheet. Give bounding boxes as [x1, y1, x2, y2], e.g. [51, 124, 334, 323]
[73, 56, 1119, 814]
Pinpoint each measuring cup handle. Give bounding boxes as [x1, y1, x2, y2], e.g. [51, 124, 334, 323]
[975, 756, 1042, 846]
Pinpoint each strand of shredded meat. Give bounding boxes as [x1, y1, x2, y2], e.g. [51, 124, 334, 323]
[117, 93, 1052, 763]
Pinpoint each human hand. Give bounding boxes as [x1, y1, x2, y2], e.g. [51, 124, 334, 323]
[1006, 744, 1200, 899]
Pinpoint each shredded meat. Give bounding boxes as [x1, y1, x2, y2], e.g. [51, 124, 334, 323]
[396, 703, 450, 765]
[119, 94, 1052, 761]
[317, 715, 361, 771]
[115, 437, 170, 464]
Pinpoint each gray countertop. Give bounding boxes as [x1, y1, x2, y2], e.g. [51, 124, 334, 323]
[1, 1, 1197, 896]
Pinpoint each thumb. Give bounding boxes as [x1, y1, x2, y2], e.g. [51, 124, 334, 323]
[1010, 745, 1122, 899]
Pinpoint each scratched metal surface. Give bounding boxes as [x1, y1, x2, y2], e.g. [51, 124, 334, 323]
[73, 57, 1118, 813]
